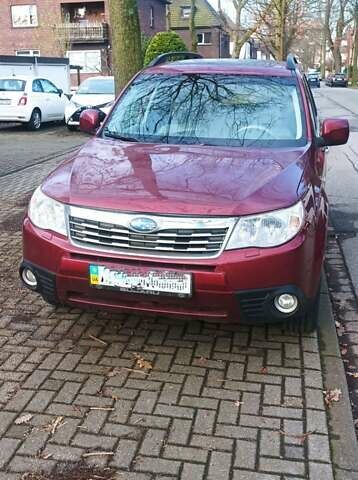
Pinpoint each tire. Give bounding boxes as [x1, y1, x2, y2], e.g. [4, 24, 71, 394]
[288, 285, 320, 334]
[42, 295, 60, 307]
[67, 124, 77, 131]
[27, 109, 41, 131]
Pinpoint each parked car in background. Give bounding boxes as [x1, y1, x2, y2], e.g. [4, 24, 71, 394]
[307, 72, 320, 88]
[0, 76, 68, 130]
[326, 73, 348, 87]
[65, 76, 115, 130]
[20, 54, 349, 333]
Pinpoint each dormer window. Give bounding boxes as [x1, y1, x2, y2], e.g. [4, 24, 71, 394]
[181, 6, 191, 18]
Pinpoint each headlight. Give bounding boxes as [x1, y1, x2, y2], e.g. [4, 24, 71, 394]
[226, 200, 304, 250]
[28, 187, 67, 236]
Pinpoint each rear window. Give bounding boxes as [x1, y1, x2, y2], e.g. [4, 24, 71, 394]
[105, 73, 307, 148]
[0, 79, 26, 92]
[77, 78, 114, 95]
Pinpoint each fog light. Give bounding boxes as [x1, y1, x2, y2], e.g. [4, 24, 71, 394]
[274, 294, 298, 314]
[22, 268, 37, 289]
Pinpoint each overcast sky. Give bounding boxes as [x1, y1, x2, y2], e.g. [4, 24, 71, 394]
[208, 0, 235, 19]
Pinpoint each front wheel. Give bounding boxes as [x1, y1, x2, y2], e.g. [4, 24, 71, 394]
[27, 109, 41, 131]
[67, 123, 77, 131]
[288, 286, 320, 334]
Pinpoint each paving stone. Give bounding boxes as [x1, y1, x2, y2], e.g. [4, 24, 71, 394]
[110, 439, 138, 469]
[259, 457, 305, 476]
[234, 439, 256, 469]
[233, 471, 280, 480]
[309, 462, 334, 480]
[135, 456, 180, 475]
[0, 438, 21, 468]
[190, 434, 234, 452]
[26, 389, 55, 412]
[181, 462, 205, 480]
[133, 391, 159, 414]
[260, 429, 281, 457]
[305, 388, 326, 410]
[72, 432, 116, 450]
[168, 418, 192, 445]
[308, 433, 331, 462]
[164, 445, 208, 463]
[217, 399, 238, 424]
[140, 429, 166, 456]
[207, 451, 232, 480]
[193, 409, 216, 434]
[182, 375, 204, 396]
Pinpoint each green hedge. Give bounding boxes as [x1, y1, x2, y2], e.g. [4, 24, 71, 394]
[144, 31, 187, 66]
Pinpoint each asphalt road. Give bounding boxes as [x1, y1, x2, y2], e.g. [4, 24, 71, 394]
[0, 123, 86, 177]
[314, 85, 358, 296]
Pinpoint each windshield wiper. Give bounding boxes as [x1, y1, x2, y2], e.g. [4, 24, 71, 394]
[103, 128, 138, 142]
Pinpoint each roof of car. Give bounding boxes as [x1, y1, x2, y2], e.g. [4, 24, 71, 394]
[146, 59, 294, 77]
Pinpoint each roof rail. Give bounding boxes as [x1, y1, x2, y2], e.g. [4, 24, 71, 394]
[148, 51, 203, 67]
[286, 54, 298, 71]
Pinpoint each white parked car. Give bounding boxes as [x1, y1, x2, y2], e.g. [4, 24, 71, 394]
[0, 76, 69, 130]
[65, 76, 115, 130]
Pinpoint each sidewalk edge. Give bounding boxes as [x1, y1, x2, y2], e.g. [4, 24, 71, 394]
[319, 273, 358, 479]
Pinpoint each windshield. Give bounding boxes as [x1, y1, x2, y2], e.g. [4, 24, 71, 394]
[0, 79, 26, 92]
[105, 73, 306, 147]
[77, 78, 114, 95]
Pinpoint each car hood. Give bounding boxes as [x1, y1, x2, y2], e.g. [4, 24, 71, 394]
[71, 93, 114, 107]
[42, 138, 310, 216]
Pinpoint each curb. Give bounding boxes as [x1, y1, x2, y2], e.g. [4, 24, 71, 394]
[319, 274, 358, 480]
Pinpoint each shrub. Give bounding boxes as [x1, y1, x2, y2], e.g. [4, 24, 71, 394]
[144, 31, 187, 66]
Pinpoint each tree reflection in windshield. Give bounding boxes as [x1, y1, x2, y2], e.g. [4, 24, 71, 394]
[105, 73, 306, 148]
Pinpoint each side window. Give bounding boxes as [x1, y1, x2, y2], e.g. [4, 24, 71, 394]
[32, 79, 43, 92]
[302, 75, 319, 135]
[40, 79, 59, 94]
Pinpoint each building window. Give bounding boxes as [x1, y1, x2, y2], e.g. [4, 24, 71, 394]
[16, 49, 40, 57]
[150, 6, 154, 28]
[67, 50, 101, 73]
[197, 32, 212, 45]
[11, 5, 38, 28]
[181, 6, 191, 18]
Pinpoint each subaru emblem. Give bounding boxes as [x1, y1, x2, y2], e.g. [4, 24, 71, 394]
[130, 217, 158, 233]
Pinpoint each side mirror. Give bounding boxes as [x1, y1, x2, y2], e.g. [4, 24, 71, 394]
[80, 109, 101, 134]
[317, 118, 349, 147]
[58, 88, 63, 97]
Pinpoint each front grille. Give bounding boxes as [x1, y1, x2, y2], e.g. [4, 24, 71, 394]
[68, 206, 236, 259]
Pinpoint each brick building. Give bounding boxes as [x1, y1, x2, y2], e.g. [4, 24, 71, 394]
[169, 0, 230, 58]
[0, 0, 169, 82]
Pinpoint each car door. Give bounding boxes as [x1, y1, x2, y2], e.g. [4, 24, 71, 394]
[31, 79, 49, 120]
[39, 79, 64, 120]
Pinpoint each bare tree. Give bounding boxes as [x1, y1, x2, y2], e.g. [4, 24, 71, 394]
[190, 0, 198, 52]
[352, 0, 358, 84]
[325, 0, 354, 72]
[257, 0, 315, 60]
[108, 0, 143, 94]
[218, 0, 273, 58]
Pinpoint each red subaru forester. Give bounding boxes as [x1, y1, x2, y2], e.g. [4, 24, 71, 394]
[20, 54, 349, 332]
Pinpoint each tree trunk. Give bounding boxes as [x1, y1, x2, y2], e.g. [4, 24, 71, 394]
[352, 3, 358, 86]
[108, 0, 143, 94]
[278, 0, 287, 60]
[190, 0, 197, 52]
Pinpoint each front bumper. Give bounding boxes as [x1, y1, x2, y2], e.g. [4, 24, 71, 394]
[20, 216, 324, 323]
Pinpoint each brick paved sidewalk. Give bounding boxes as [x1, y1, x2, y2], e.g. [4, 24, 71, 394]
[0, 161, 355, 480]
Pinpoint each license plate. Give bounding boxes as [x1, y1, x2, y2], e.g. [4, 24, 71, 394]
[89, 265, 192, 297]
[0, 99, 11, 105]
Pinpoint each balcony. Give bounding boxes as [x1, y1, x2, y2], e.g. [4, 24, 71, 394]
[56, 22, 109, 43]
